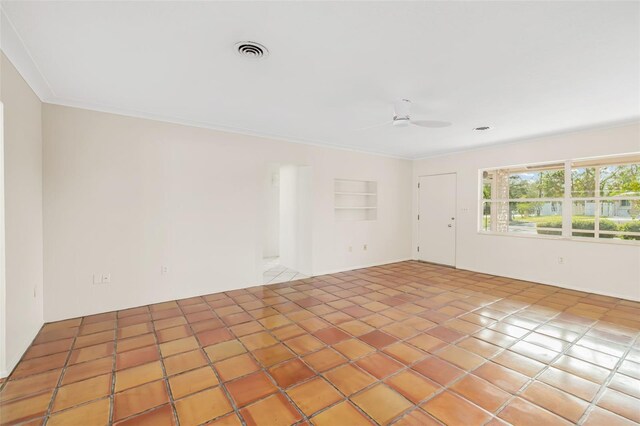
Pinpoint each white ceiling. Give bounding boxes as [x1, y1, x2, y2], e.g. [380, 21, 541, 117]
[2, 1, 639, 158]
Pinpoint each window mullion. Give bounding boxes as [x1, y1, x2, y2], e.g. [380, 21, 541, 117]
[563, 160, 572, 237]
[595, 166, 601, 238]
[490, 173, 497, 232]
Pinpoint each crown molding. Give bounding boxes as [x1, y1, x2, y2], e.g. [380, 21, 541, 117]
[44, 97, 413, 161]
[1, 8, 55, 101]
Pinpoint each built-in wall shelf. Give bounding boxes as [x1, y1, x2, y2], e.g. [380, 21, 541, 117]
[334, 179, 377, 221]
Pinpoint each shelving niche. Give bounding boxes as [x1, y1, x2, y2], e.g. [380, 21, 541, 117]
[334, 179, 377, 221]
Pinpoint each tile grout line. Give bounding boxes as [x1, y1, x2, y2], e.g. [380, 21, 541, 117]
[185, 288, 382, 425]
[291, 270, 636, 425]
[179, 297, 247, 426]
[2, 261, 639, 426]
[575, 332, 639, 425]
[308, 284, 636, 425]
[108, 310, 119, 425]
[243, 290, 619, 426]
[40, 321, 84, 425]
[150, 304, 182, 426]
[477, 310, 602, 425]
[373, 297, 541, 425]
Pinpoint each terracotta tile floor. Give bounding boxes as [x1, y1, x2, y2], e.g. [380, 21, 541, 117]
[1, 261, 640, 426]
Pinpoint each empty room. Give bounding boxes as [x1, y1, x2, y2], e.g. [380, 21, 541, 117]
[0, 1, 639, 425]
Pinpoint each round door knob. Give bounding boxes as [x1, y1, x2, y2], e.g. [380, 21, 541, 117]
[448, 224, 452, 228]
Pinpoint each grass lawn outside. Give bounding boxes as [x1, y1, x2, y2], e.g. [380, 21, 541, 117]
[512, 215, 565, 224]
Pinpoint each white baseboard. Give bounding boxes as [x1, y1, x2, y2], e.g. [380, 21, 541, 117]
[450, 261, 640, 302]
[312, 258, 412, 277]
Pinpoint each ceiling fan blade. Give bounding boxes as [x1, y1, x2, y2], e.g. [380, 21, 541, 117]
[354, 121, 393, 131]
[411, 120, 452, 128]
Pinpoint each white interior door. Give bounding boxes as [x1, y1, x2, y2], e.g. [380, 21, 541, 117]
[418, 173, 456, 266]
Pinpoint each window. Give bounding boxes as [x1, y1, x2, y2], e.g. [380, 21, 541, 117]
[571, 158, 640, 240]
[480, 154, 640, 242]
[481, 164, 565, 236]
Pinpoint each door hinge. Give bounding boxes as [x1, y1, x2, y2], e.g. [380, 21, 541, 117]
[418, 182, 420, 188]
[417, 214, 420, 220]
[417, 246, 420, 252]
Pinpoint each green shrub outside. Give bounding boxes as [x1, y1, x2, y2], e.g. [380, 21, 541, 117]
[621, 221, 640, 240]
[535, 218, 562, 236]
[535, 218, 618, 238]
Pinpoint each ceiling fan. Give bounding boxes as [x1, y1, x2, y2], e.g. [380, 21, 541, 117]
[359, 99, 452, 130]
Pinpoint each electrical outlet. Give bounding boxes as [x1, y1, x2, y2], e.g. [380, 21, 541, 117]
[93, 274, 102, 285]
[101, 273, 111, 284]
[363, 244, 367, 251]
[558, 257, 565, 264]
[161, 265, 168, 274]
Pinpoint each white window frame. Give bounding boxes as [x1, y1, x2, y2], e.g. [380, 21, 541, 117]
[479, 154, 640, 245]
[480, 165, 565, 236]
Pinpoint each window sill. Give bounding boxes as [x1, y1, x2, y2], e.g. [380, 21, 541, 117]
[477, 231, 640, 246]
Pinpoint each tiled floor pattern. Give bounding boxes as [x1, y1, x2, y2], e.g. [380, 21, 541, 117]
[263, 257, 308, 285]
[1, 260, 639, 426]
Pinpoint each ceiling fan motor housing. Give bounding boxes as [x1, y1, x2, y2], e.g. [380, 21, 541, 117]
[393, 116, 411, 127]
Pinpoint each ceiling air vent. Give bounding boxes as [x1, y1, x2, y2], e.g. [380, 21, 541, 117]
[235, 41, 269, 59]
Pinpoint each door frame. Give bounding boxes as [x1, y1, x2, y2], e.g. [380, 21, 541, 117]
[417, 172, 457, 268]
[259, 162, 313, 284]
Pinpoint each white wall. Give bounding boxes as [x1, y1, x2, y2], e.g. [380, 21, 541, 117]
[296, 166, 313, 276]
[263, 164, 280, 258]
[43, 104, 413, 321]
[0, 54, 44, 376]
[413, 123, 640, 301]
[279, 165, 298, 270]
[278, 165, 313, 275]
